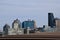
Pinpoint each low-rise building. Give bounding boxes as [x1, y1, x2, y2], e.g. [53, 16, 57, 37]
[8, 28, 24, 35]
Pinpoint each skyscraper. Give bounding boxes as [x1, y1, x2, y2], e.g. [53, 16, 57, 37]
[12, 19, 22, 30]
[48, 13, 55, 28]
[22, 19, 37, 29]
[3, 24, 10, 35]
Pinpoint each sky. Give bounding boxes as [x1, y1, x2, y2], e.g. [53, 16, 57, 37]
[0, 0, 60, 31]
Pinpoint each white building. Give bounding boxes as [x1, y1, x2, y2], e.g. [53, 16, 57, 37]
[8, 19, 24, 35]
[8, 28, 24, 35]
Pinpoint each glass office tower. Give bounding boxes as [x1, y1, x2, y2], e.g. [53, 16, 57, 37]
[48, 13, 56, 28]
[22, 19, 35, 29]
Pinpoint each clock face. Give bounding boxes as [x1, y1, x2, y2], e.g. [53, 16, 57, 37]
[14, 23, 18, 29]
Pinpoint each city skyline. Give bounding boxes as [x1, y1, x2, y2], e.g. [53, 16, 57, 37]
[0, 0, 60, 31]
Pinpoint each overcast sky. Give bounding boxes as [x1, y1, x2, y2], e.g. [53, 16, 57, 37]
[0, 0, 60, 31]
